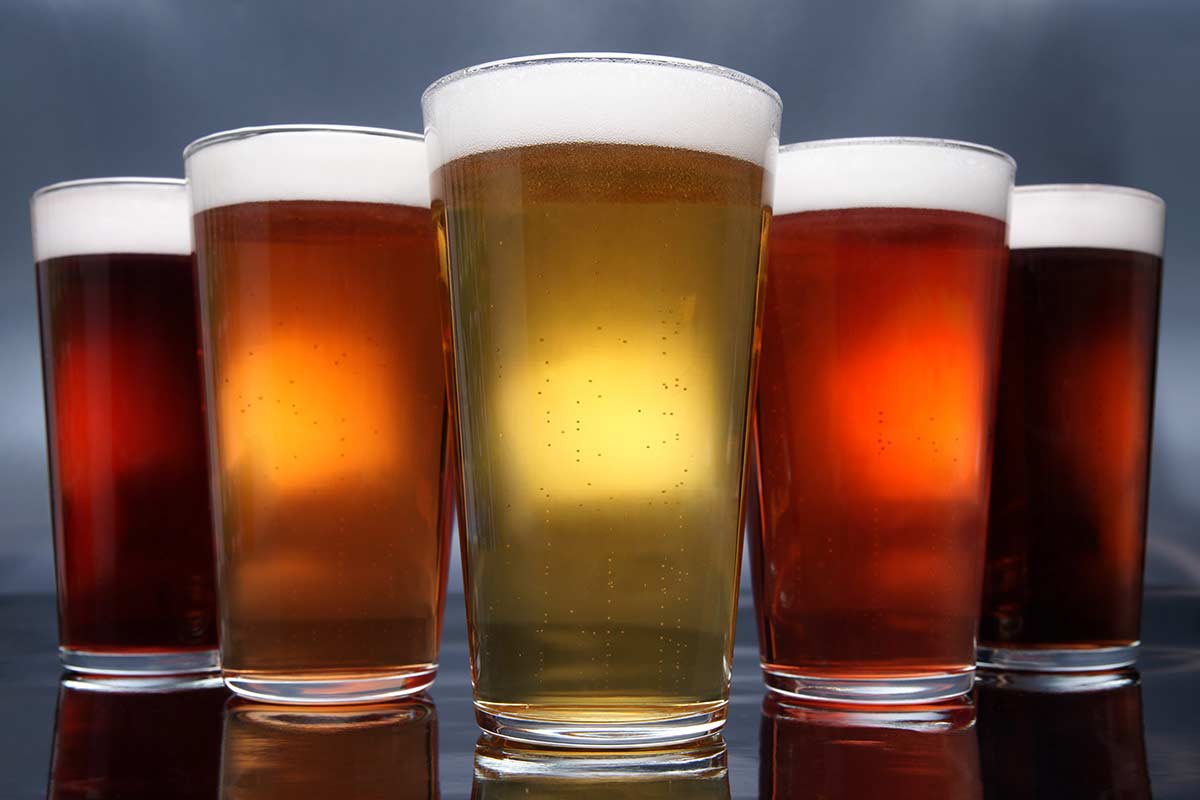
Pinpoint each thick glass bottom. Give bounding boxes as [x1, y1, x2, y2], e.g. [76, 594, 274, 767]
[763, 667, 975, 704]
[976, 643, 1138, 672]
[224, 665, 437, 704]
[474, 700, 727, 749]
[62, 673, 224, 693]
[474, 732, 728, 778]
[60, 646, 219, 676]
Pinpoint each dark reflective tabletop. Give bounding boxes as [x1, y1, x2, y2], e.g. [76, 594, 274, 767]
[3, 587, 1198, 798]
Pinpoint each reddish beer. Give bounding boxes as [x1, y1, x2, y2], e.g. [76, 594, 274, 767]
[751, 139, 1013, 703]
[980, 185, 1165, 671]
[48, 675, 227, 799]
[33, 179, 218, 674]
[760, 694, 981, 799]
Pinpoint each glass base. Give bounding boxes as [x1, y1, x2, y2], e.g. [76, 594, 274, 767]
[763, 667, 975, 705]
[224, 666, 437, 704]
[474, 732, 728, 777]
[976, 643, 1138, 672]
[475, 701, 727, 749]
[60, 646, 219, 676]
[975, 668, 1138, 693]
[62, 673, 225, 693]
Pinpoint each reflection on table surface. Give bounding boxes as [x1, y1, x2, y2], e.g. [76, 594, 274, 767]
[220, 698, 438, 799]
[16, 591, 1199, 798]
[760, 694, 981, 799]
[48, 674, 226, 799]
[976, 669, 1151, 799]
[43, 673, 1161, 800]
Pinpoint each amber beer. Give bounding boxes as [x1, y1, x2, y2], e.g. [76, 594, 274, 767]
[32, 179, 218, 674]
[49, 675, 227, 799]
[424, 55, 780, 745]
[976, 670, 1150, 798]
[751, 139, 1013, 703]
[760, 695, 981, 799]
[980, 186, 1165, 671]
[221, 699, 437, 799]
[186, 126, 452, 703]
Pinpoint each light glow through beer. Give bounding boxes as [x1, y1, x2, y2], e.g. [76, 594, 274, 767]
[219, 334, 399, 490]
[496, 345, 717, 501]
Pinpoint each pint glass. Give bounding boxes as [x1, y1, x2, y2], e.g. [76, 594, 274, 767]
[423, 54, 780, 745]
[186, 126, 453, 703]
[751, 139, 1014, 703]
[33, 178, 219, 675]
[980, 185, 1165, 671]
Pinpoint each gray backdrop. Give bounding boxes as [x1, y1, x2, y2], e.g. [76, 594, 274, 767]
[2, 0, 1198, 593]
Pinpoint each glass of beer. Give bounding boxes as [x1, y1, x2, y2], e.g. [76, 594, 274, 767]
[760, 694, 981, 798]
[32, 178, 219, 675]
[980, 185, 1165, 671]
[185, 125, 454, 703]
[49, 674, 226, 799]
[750, 138, 1014, 703]
[423, 54, 780, 746]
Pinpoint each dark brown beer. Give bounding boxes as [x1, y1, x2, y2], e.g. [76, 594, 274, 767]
[982, 247, 1162, 651]
[221, 699, 438, 799]
[48, 676, 227, 799]
[760, 694, 981, 799]
[752, 205, 1008, 688]
[194, 198, 451, 684]
[37, 251, 218, 656]
[976, 671, 1150, 798]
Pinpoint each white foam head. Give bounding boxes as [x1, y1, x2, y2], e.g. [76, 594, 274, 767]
[31, 178, 190, 261]
[184, 125, 429, 213]
[774, 138, 1016, 220]
[421, 53, 782, 170]
[1009, 184, 1165, 257]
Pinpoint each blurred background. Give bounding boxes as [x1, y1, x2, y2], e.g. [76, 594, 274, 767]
[2, 0, 1198, 595]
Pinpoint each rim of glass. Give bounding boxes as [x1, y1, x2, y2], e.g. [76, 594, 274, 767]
[32, 176, 185, 200]
[422, 52, 781, 109]
[183, 124, 423, 160]
[1014, 182, 1164, 206]
[780, 136, 1015, 168]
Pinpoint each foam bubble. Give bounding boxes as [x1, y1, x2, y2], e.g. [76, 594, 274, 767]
[774, 138, 1015, 220]
[421, 54, 781, 169]
[1009, 184, 1165, 256]
[184, 126, 429, 213]
[31, 179, 191, 261]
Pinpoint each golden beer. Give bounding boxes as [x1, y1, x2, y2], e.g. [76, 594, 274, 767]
[424, 55, 780, 745]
